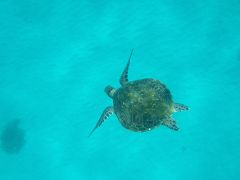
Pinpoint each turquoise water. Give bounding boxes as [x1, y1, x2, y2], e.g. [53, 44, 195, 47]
[0, 0, 240, 179]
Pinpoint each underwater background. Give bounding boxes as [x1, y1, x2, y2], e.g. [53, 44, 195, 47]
[0, 0, 240, 179]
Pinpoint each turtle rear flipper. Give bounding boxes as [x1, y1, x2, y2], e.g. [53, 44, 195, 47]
[88, 106, 114, 137]
[174, 103, 189, 112]
[120, 49, 134, 86]
[162, 117, 179, 131]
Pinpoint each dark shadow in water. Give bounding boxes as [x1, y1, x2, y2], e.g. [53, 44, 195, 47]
[1, 119, 26, 154]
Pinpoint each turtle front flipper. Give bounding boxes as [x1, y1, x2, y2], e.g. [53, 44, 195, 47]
[88, 106, 114, 137]
[162, 117, 179, 131]
[119, 49, 134, 86]
[174, 103, 189, 112]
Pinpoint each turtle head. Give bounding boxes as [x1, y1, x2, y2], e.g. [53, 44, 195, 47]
[105, 85, 116, 98]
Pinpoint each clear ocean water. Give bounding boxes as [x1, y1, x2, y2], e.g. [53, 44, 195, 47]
[0, 0, 240, 180]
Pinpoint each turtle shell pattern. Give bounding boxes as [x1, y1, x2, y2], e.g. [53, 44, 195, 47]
[113, 78, 174, 131]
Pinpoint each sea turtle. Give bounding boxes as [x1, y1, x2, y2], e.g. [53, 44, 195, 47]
[89, 49, 189, 136]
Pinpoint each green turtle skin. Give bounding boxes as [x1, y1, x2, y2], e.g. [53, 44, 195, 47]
[113, 78, 174, 131]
